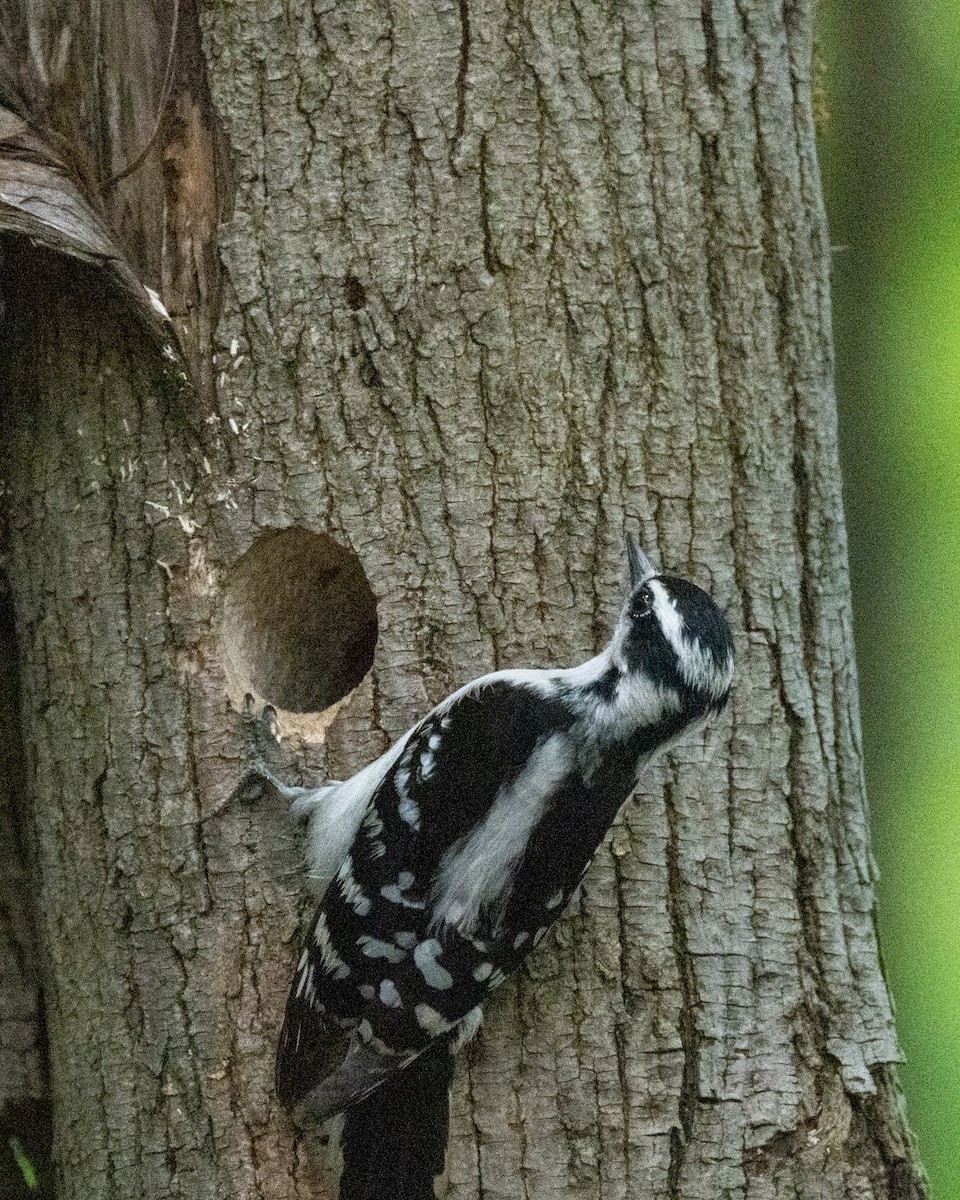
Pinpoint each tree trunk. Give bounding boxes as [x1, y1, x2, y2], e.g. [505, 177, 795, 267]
[0, 2, 924, 1198]
[0, 588, 52, 1197]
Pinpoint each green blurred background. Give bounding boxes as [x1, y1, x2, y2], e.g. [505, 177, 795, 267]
[818, 3, 960, 1196]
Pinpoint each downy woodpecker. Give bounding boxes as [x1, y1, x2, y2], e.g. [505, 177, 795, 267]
[251, 535, 734, 1199]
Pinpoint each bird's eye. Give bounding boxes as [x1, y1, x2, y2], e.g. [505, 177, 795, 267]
[630, 586, 654, 620]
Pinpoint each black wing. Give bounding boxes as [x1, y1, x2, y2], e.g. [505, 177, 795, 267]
[276, 676, 581, 1112]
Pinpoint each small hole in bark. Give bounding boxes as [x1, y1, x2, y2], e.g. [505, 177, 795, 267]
[221, 528, 377, 714]
[344, 274, 366, 310]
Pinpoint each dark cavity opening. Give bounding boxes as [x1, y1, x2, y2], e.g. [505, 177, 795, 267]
[221, 528, 377, 714]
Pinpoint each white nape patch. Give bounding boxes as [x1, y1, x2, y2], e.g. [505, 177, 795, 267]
[430, 733, 575, 936]
[303, 734, 412, 893]
[414, 939, 454, 989]
[357, 936, 407, 963]
[337, 856, 372, 916]
[558, 650, 614, 690]
[379, 979, 403, 1009]
[473, 961, 494, 982]
[545, 889, 566, 910]
[678, 640, 728, 697]
[414, 1004, 452, 1035]
[313, 912, 349, 978]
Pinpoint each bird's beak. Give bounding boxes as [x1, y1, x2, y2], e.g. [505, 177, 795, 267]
[626, 533, 656, 588]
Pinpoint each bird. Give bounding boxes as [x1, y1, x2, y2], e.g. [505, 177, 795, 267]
[242, 533, 734, 1199]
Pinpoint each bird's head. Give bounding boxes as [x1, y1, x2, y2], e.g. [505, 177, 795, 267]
[610, 535, 735, 720]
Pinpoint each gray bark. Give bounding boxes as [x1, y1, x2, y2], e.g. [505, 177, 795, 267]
[0, 2, 924, 1198]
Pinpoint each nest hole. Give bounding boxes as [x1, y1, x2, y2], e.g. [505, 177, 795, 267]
[221, 528, 377, 714]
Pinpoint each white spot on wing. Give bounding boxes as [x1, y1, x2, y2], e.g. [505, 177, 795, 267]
[413, 939, 454, 989]
[414, 1004, 452, 1035]
[397, 785, 420, 829]
[381, 872, 424, 909]
[379, 979, 403, 1008]
[313, 912, 349, 978]
[337, 856, 372, 916]
[357, 936, 407, 963]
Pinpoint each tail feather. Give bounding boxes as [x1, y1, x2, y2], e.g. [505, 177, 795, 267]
[338, 1038, 455, 1200]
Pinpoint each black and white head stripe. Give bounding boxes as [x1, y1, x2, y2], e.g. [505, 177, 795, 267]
[647, 576, 734, 702]
[613, 567, 734, 714]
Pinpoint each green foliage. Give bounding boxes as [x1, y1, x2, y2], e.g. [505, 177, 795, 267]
[819, 2, 960, 1196]
[8, 1138, 37, 1191]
